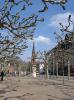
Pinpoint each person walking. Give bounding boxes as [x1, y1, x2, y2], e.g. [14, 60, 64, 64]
[1, 70, 4, 81]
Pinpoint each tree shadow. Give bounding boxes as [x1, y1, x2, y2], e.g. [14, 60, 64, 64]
[47, 94, 73, 100]
[62, 98, 72, 100]
[0, 95, 4, 97]
[55, 84, 74, 100]
[0, 90, 6, 94]
[28, 80, 62, 87]
[2, 83, 18, 93]
[47, 94, 60, 100]
[4, 93, 33, 100]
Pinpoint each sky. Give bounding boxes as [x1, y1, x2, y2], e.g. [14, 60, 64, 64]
[0, 0, 74, 61]
[19, 0, 74, 61]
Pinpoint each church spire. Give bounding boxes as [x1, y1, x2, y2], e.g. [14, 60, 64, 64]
[31, 38, 36, 64]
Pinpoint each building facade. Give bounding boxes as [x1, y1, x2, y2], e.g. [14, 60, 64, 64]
[46, 29, 74, 76]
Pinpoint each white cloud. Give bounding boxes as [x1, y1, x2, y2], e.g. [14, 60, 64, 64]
[49, 12, 74, 30]
[34, 36, 51, 45]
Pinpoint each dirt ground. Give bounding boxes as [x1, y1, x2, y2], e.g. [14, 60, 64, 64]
[0, 76, 74, 100]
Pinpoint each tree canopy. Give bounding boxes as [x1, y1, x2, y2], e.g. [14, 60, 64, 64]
[0, 0, 67, 60]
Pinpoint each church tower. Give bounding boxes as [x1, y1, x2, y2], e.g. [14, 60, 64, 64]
[31, 39, 36, 65]
[31, 39, 37, 78]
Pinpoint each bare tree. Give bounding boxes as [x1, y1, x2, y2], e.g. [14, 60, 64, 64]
[0, 0, 69, 60]
[0, 0, 44, 59]
[54, 15, 74, 82]
[39, 0, 67, 12]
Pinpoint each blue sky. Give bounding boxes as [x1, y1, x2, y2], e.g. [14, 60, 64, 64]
[19, 0, 74, 61]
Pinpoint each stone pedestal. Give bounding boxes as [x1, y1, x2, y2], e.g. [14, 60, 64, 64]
[32, 65, 36, 78]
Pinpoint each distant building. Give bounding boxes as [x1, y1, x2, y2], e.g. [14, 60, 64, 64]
[46, 28, 74, 76]
[7, 64, 15, 75]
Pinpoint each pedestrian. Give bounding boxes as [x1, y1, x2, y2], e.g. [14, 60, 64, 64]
[1, 70, 4, 81]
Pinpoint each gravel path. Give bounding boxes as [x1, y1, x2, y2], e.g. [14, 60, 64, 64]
[0, 76, 74, 100]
